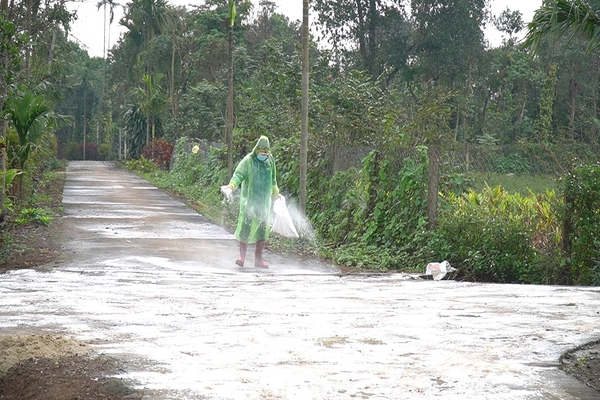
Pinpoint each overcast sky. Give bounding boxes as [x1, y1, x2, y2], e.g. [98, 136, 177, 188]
[66, 0, 544, 58]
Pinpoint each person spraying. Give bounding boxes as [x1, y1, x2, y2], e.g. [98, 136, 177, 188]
[225, 135, 280, 268]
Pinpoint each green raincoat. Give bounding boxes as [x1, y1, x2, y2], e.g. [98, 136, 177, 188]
[228, 136, 280, 244]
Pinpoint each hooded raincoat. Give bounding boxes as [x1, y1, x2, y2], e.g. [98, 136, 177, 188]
[228, 136, 280, 244]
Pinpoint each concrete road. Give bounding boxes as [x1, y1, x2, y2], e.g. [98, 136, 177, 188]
[1, 161, 599, 399]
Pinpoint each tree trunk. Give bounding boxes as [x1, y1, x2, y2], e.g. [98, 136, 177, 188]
[146, 115, 151, 147]
[226, 23, 234, 179]
[354, 0, 367, 74]
[561, 190, 573, 285]
[83, 92, 87, 160]
[48, 27, 57, 68]
[427, 144, 440, 229]
[299, 0, 309, 214]
[367, 0, 377, 78]
[0, 0, 8, 219]
[103, 3, 106, 58]
[171, 34, 178, 139]
[119, 126, 122, 160]
[568, 79, 577, 141]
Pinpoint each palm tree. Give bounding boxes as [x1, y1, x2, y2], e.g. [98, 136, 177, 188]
[74, 59, 101, 160]
[121, 0, 171, 47]
[522, 0, 600, 52]
[97, 0, 121, 59]
[138, 73, 168, 148]
[121, 0, 172, 147]
[6, 88, 66, 197]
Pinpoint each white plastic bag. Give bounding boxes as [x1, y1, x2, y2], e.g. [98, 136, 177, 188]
[220, 185, 233, 203]
[425, 260, 455, 281]
[271, 196, 299, 238]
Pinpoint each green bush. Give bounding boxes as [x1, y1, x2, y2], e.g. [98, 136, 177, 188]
[169, 137, 227, 189]
[99, 142, 112, 161]
[434, 186, 560, 283]
[141, 138, 174, 170]
[65, 142, 80, 160]
[311, 149, 432, 271]
[125, 157, 158, 174]
[494, 153, 531, 174]
[138, 137, 228, 223]
[15, 207, 51, 226]
[562, 164, 600, 285]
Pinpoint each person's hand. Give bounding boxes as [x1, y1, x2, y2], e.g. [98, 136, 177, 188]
[227, 184, 234, 190]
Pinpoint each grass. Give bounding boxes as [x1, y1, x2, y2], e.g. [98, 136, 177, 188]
[467, 172, 559, 195]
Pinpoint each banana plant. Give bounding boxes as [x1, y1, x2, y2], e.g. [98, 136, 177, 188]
[0, 167, 20, 209]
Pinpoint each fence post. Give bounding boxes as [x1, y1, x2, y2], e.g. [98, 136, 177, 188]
[560, 190, 573, 284]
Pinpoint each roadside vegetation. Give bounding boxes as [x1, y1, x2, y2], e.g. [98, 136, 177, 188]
[127, 136, 600, 285]
[0, 160, 65, 269]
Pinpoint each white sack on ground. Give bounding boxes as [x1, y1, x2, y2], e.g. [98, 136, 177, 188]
[425, 260, 455, 281]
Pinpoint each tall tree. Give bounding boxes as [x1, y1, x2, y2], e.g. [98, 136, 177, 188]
[299, 0, 308, 213]
[493, 7, 524, 47]
[138, 73, 168, 146]
[312, 0, 409, 81]
[410, 0, 486, 87]
[120, 0, 172, 146]
[522, 0, 600, 142]
[410, 0, 485, 149]
[226, 0, 236, 179]
[74, 58, 102, 160]
[0, 2, 10, 219]
[406, 86, 453, 229]
[97, 0, 121, 59]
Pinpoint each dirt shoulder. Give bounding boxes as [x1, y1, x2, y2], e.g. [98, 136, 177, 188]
[0, 164, 598, 399]
[0, 170, 65, 272]
[560, 340, 600, 392]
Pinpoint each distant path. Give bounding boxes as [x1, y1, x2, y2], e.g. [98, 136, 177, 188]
[0, 161, 598, 399]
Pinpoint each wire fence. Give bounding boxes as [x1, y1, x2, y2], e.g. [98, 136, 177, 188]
[332, 142, 600, 177]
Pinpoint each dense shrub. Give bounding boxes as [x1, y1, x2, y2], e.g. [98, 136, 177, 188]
[59, 142, 101, 160]
[125, 156, 158, 174]
[63, 142, 80, 160]
[494, 153, 531, 174]
[80, 143, 100, 160]
[141, 138, 174, 170]
[434, 186, 560, 283]
[169, 137, 227, 188]
[562, 164, 600, 285]
[99, 142, 113, 161]
[311, 149, 432, 270]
